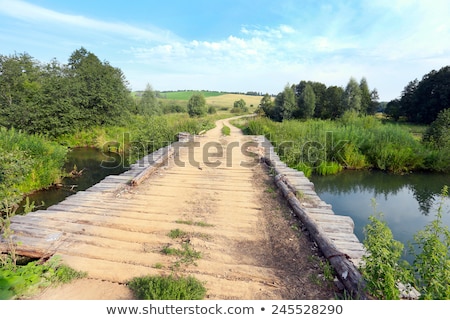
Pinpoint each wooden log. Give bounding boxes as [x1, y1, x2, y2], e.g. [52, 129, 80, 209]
[273, 174, 367, 299]
[130, 146, 174, 186]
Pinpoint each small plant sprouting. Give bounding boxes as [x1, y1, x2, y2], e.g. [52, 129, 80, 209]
[175, 220, 214, 227]
[167, 229, 188, 239]
[161, 243, 201, 267]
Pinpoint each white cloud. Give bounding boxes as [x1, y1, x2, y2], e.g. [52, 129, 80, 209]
[0, 0, 177, 43]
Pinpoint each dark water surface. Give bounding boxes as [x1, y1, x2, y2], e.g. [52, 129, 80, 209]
[310, 170, 450, 262]
[18, 147, 127, 213]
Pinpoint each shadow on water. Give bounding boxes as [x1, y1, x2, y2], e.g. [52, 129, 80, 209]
[17, 147, 128, 214]
[310, 170, 450, 263]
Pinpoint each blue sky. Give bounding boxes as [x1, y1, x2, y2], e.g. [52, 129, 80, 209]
[0, 0, 449, 101]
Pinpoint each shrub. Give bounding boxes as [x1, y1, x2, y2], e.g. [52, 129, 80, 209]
[127, 275, 206, 300]
[423, 108, 450, 149]
[187, 93, 207, 117]
[409, 186, 450, 299]
[361, 202, 411, 299]
[362, 188, 450, 300]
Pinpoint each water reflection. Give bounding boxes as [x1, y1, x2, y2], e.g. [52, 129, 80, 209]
[310, 170, 450, 215]
[310, 170, 450, 262]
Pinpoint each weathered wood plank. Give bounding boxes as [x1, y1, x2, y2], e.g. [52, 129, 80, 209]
[270, 172, 367, 299]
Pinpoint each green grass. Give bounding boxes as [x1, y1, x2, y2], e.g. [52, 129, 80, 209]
[160, 90, 224, 100]
[167, 229, 188, 239]
[0, 127, 68, 210]
[161, 243, 202, 266]
[243, 114, 450, 175]
[0, 256, 86, 300]
[221, 124, 231, 136]
[127, 274, 206, 300]
[175, 220, 214, 227]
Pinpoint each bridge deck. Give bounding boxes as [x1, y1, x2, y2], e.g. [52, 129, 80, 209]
[1, 117, 365, 299]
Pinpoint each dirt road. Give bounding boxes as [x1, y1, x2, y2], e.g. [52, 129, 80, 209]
[32, 116, 340, 300]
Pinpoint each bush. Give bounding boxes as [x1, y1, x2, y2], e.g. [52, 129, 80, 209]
[362, 188, 450, 300]
[409, 186, 450, 299]
[187, 93, 207, 117]
[0, 128, 67, 210]
[0, 256, 86, 299]
[361, 205, 411, 299]
[423, 108, 450, 149]
[127, 275, 206, 300]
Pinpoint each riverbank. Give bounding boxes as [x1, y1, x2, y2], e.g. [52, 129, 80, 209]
[239, 115, 450, 176]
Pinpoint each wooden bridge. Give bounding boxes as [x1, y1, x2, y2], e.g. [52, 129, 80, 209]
[1, 117, 366, 299]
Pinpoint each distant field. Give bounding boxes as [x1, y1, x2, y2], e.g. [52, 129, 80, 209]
[160, 90, 225, 100]
[205, 94, 262, 109]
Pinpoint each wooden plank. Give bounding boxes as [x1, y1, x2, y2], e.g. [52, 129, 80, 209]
[272, 173, 367, 299]
[307, 213, 355, 228]
[306, 208, 335, 215]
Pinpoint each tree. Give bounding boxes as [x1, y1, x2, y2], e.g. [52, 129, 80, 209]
[297, 83, 316, 119]
[275, 84, 296, 120]
[187, 93, 207, 117]
[323, 86, 345, 119]
[360, 77, 372, 115]
[259, 93, 274, 118]
[67, 47, 132, 126]
[0, 53, 42, 130]
[139, 83, 160, 115]
[342, 77, 362, 113]
[385, 99, 402, 121]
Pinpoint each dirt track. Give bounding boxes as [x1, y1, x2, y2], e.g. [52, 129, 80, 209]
[31, 116, 340, 300]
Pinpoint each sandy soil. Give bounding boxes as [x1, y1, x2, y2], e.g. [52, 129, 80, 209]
[29, 116, 341, 300]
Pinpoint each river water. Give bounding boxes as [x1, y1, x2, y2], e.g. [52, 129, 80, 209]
[17, 147, 127, 214]
[310, 170, 450, 263]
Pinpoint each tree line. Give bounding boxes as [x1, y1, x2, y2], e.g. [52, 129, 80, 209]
[0, 48, 135, 137]
[258, 77, 379, 121]
[385, 66, 450, 124]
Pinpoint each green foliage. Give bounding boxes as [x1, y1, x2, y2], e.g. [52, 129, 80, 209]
[0, 48, 133, 137]
[221, 124, 231, 136]
[243, 115, 449, 175]
[175, 220, 214, 227]
[230, 98, 248, 113]
[342, 77, 362, 113]
[396, 66, 450, 124]
[361, 202, 411, 299]
[423, 108, 450, 149]
[167, 229, 188, 239]
[0, 256, 86, 300]
[0, 127, 68, 210]
[161, 243, 201, 266]
[409, 186, 450, 299]
[207, 105, 217, 114]
[139, 84, 160, 116]
[297, 82, 316, 119]
[127, 275, 206, 300]
[362, 188, 450, 300]
[187, 93, 207, 117]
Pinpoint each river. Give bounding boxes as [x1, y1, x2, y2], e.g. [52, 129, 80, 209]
[309, 170, 450, 263]
[17, 147, 127, 214]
